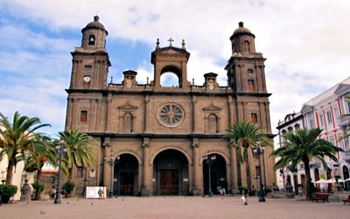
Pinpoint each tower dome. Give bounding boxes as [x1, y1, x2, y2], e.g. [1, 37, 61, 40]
[80, 15, 108, 49]
[230, 22, 256, 54]
[82, 15, 108, 35]
[231, 22, 255, 37]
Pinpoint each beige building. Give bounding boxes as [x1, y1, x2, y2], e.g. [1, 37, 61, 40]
[65, 16, 275, 196]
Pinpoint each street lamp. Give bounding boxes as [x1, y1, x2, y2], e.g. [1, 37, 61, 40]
[254, 141, 265, 202]
[203, 154, 216, 197]
[54, 140, 66, 204]
[106, 154, 120, 198]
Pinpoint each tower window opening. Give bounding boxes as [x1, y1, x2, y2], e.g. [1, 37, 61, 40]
[244, 40, 251, 53]
[250, 113, 257, 124]
[247, 80, 255, 92]
[80, 110, 88, 122]
[88, 35, 95, 45]
[160, 72, 180, 87]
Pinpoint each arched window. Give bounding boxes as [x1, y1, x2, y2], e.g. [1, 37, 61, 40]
[88, 35, 95, 45]
[123, 113, 133, 132]
[208, 114, 218, 133]
[244, 40, 251, 53]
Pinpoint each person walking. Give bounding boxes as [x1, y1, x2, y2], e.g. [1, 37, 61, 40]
[241, 188, 248, 205]
[98, 188, 104, 199]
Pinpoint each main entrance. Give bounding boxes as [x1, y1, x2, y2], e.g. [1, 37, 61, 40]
[153, 149, 189, 195]
[203, 153, 227, 195]
[114, 154, 139, 196]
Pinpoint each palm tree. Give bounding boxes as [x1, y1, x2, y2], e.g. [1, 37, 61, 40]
[59, 130, 96, 182]
[272, 128, 342, 200]
[0, 112, 50, 184]
[25, 135, 57, 200]
[224, 121, 268, 192]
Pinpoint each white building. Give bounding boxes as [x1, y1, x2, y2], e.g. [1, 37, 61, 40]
[276, 112, 305, 193]
[276, 76, 350, 192]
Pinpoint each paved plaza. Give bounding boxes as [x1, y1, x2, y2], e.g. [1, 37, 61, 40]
[1, 196, 349, 219]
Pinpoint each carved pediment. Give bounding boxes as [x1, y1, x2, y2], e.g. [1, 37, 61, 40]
[202, 103, 222, 111]
[118, 101, 138, 110]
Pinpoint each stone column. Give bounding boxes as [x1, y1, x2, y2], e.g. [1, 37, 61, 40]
[103, 147, 111, 189]
[229, 145, 238, 194]
[191, 96, 197, 133]
[191, 142, 201, 195]
[144, 95, 150, 133]
[141, 138, 152, 196]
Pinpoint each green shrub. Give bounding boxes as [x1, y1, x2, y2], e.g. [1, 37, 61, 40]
[63, 182, 75, 194]
[31, 182, 45, 192]
[0, 184, 18, 203]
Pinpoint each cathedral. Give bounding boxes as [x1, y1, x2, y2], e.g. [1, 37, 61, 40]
[65, 16, 275, 196]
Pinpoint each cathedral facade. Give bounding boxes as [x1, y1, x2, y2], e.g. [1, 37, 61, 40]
[65, 16, 275, 196]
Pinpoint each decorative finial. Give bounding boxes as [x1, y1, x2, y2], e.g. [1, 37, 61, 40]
[146, 77, 149, 84]
[239, 21, 244, 27]
[167, 37, 174, 47]
[94, 15, 99, 22]
[110, 76, 113, 84]
[192, 78, 195, 85]
[182, 39, 186, 50]
[156, 38, 160, 49]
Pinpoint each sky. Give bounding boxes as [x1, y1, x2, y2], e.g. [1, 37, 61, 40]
[0, 0, 350, 139]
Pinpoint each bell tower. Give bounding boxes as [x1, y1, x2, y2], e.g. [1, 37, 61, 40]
[150, 39, 191, 88]
[69, 15, 110, 90]
[225, 22, 267, 94]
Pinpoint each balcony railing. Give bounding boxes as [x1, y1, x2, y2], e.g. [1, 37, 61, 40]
[338, 114, 350, 129]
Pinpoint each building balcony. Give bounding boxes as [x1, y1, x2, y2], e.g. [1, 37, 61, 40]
[338, 114, 350, 129]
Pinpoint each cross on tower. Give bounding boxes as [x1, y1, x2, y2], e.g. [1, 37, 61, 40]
[168, 37, 174, 47]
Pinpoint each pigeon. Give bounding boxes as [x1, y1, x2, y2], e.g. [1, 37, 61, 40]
[40, 210, 46, 215]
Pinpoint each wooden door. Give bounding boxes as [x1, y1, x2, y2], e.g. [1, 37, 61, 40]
[160, 170, 178, 195]
[120, 172, 134, 195]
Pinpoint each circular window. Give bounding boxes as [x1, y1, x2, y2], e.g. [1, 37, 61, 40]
[159, 104, 184, 127]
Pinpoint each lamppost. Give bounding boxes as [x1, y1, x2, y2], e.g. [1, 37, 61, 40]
[254, 141, 265, 202]
[106, 154, 120, 198]
[203, 154, 216, 197]
[54, 140, 66, 204]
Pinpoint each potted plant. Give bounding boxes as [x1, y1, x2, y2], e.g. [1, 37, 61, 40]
[31, 182, 45, 200]
[0, 184, 18, 203]
[63, 182, 75, 197]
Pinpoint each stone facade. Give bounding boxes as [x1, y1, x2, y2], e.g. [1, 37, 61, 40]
[65, 17, 275, 196]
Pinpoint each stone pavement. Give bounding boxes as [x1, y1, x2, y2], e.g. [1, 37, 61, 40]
[1, 196, 349, 219]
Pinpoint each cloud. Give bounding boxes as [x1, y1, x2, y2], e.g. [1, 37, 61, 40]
[0, 23, 74, 134]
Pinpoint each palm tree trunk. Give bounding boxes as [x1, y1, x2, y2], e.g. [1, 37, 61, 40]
[303, 159, 312, 200]
[5, 162, 14, 185]
[68, 167, 73, 183]
[246, 160, 252, 192]
[34, 163, 43, 200]
[236, 150, 242, 188]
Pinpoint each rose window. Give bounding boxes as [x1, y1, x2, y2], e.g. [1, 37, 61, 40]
[159, 104, 183, 127]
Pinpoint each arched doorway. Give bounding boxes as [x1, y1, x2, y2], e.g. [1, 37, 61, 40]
[153, 149, 189, 195]
[114, 154, 139, 196]
[343, 165, 350, 191]
[202, 153, 227, 195]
